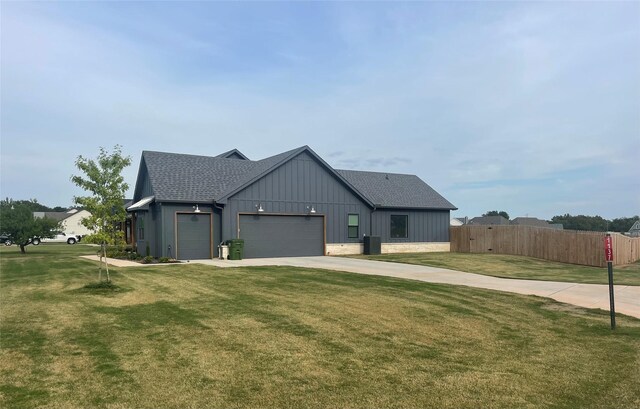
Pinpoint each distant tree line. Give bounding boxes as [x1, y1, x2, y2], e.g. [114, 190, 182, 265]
[1, 198, 73, 213]
[479, 209, 638, 232]
[550, 214, 639, 232]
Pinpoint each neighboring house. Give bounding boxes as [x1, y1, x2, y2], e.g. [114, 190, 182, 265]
[33, 209, 93, 236]
[510, 217, 551, 227]
[628, 221, 640, 237]
[510, 217, 563, 230]
[128, 146, 456, 260]
[468, 216, 510, 226]
[450, 217, 468, 226]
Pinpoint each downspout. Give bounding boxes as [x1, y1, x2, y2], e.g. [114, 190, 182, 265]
[213, 200, 225, 246]
[370, 205, 377, 236]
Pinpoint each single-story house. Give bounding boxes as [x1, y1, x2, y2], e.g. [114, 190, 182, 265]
[33, 209, 93, 236]
[128, 146, 456, 260]
[510, 217, 563, 230]
[468, 215, 510, 226]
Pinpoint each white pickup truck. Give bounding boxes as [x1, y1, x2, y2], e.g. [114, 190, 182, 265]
[32, 233, 83, 245]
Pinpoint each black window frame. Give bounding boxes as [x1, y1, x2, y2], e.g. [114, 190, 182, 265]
[347, 213, 359, 239]
[390, 215, 408, 239]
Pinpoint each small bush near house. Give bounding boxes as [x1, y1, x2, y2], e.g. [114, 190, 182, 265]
[141, 256, 154, 264]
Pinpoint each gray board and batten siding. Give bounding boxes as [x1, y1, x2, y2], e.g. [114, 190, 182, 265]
[225, 151, 370, 244]
[130, 146, 456, 259]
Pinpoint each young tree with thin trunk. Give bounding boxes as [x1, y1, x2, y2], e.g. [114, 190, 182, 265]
[71, 146, 132, 282]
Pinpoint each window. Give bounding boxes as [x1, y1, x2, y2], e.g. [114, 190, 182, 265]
[137, 217, 145, 240]
[390, 215, 408, 238]
[348, 214, 359, 238]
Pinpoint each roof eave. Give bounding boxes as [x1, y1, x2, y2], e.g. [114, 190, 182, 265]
[375, 205, 458, 211]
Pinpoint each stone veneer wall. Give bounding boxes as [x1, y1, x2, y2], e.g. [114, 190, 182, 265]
[325, 242, 450, 255]
[325, 243, 363, 255]
[381, 242, 450, 253]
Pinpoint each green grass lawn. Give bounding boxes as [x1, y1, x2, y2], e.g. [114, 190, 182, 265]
[1, 245, 639, 408]
[348, 252, 640, 285]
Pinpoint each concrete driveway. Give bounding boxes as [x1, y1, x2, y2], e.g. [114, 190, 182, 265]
[189, 256, 640, 319]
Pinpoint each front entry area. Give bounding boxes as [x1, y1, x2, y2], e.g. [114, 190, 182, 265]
[176, 213, 212, 260]
[239, 214, 324, 258]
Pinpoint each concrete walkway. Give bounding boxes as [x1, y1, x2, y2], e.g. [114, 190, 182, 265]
[80, 255, 175, 267]
[187, 256, 640, 319]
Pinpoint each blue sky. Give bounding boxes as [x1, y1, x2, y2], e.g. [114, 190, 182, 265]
[1, 2, 638, 219]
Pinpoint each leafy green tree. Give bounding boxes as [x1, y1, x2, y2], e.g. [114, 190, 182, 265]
[609, 216, 640, 232]
[2, 198, 50, 212]
[0, 200, 60, 253]
[483, 210, 510, 220]
[550, 214, 609, 231]
[71, 145, 132, 282]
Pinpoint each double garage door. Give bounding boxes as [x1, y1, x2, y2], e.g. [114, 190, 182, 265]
[176, 213, 324, 260]
[239, 215, 324, 258]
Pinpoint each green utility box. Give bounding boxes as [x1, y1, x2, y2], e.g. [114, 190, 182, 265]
[227, 239, 245, 260]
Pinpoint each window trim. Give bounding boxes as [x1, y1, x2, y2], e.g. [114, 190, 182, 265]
[390, 214, 408, 239]
[348, 213, 359, 239]
[137, 216, 145, 240]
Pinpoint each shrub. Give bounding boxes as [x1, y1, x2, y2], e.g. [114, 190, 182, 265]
[141, 256, 154, 264]
[158, 257, 171, 263]
[128, 252, 142, 261]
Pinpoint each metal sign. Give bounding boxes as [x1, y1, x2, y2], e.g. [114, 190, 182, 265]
[604, 235, 613, 262]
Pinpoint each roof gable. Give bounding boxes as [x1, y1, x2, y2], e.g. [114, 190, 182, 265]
[218, 146, 373, 206]
[215, 149, 249, 160]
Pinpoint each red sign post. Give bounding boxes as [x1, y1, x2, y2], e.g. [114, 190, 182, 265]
[604, 234, 615, 329]
[604, 235, 613, 262]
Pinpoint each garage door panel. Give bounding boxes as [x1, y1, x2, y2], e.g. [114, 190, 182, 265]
[240, 215, 324, 258]
[177, 213, 211, 260]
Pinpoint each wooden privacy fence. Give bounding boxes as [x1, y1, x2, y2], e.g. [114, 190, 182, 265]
[450, 225, 640, 267]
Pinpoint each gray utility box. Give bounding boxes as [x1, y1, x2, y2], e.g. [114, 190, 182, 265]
[363, 236, 381, 255]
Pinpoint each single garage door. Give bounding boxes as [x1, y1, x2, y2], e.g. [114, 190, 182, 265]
[176, 213, 211, 260]
[239, 214, 324, 258]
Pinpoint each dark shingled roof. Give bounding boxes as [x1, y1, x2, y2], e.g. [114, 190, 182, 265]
[510, 217, 550, 227]
[140, 146, 455, 209]
[33, 211, 73, 222]
[142, 148, 300, 202]
[468, 216, 510, 225]
[336, 169, 456, 209]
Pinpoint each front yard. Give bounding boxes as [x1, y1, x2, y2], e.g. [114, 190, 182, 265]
[350, 252, 640, 285]
[1, 245, 639, 408]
